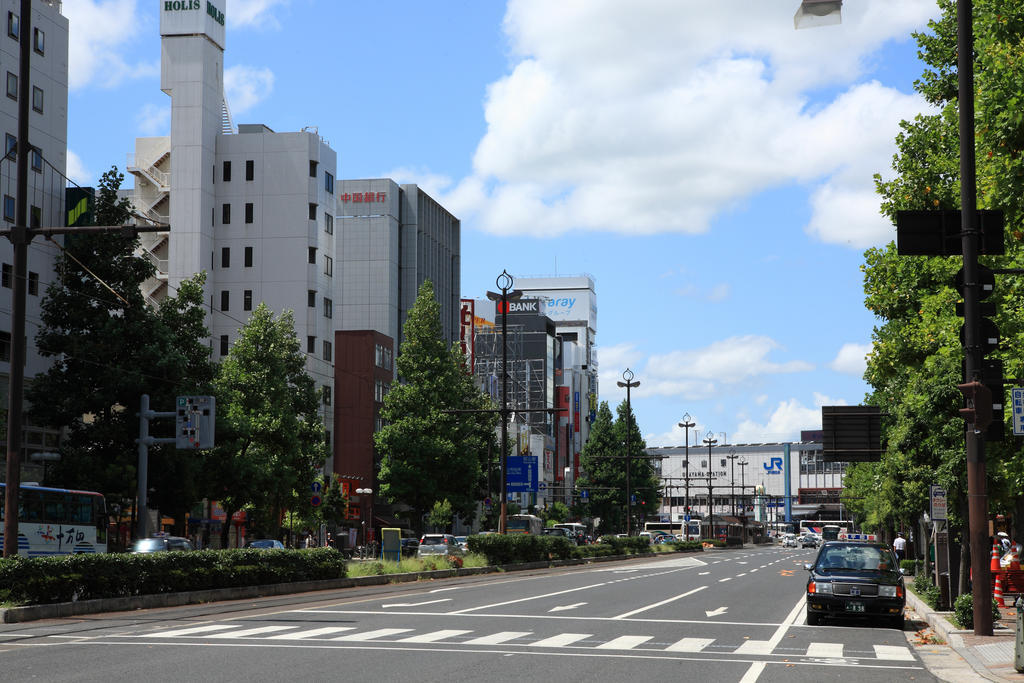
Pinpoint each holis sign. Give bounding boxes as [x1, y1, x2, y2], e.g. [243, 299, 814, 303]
[164, 1, 225, 26]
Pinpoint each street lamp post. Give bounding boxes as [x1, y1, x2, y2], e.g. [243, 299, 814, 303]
[703, 431, 717, 538]
[678, 413, 695, 535]
[486, 270, 522, 535]
[355, 487, 373, 548]
[738, 458, 748, 515]
[727, 449, 738, 517]
[617, 369, 640, 535]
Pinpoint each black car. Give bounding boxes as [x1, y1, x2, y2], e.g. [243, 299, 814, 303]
[805, 541, 905, 629]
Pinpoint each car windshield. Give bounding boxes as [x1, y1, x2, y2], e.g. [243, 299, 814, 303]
[816, 545, 894, 572]
[421, 537, 446, 545]
[133, 539, 167, 552]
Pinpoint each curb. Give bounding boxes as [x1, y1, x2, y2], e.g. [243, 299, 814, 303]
[0, 548, 704, 624]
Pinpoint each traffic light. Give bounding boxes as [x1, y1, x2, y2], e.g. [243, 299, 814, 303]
[955, 265, 1004, 441]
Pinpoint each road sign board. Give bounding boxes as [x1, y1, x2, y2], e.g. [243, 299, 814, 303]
[310, 495, 322, 507]
[580, 490, 588, 499]
[506, 455, 538, 493]
[684, 514, 691, 522]
[311, 481, 322, 494]
[1012, 388, 1024, 436]
[930, 484, 947, 522]
[538, 482, 547, 490]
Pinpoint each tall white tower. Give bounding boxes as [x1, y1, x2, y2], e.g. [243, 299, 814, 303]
[159, 1, 226, 301]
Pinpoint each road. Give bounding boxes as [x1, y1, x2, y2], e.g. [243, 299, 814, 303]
[0, 545, 939, 682]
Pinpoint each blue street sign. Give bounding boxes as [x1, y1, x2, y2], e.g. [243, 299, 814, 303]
[684, 514, 691, 522]
[506, 455, 538, 493]
[311, 481, 322, 494]
[580, 490, 589, 499]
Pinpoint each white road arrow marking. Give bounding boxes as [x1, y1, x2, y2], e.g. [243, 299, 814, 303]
[705, 606, 728, 617]
[381, 598, 452, 608]
[548, 602, 587, 612]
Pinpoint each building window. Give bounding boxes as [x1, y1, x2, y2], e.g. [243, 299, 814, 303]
[30, 205, 40, 228]
[0, 331, 9, 362]
[3, 195, 13, 222]
[307, 335, 315, 353]
[244, 202, 253, 224]
[245, 159, 254, 181]
[30, 147, 41, 172]
[31, 86, 41, 113]
[220, 290, 229, 312]
[1, 262, 10, 288]
[222, 203, 230, 224]
[220, 335, 229, 356]
[308, 203, 317, 220]
[325, 171, 334, 194]
[243, 289, 252, 311]
[324, 255, 332, 276]
[27, 271, 37, 296]
[6, 72, 16, 100]
[375, 380, 387, 403]
[325, 430, 331, 447]
[374, 417, 385, 432]
[221, 247, 230, 268]
[7, 12, 17, 40]
[323, 297, 332, 318]
[33, 27, 42, 55]
[222, 160, 231, 182]
[307, 290, 316, 307]
[375, 343, 393, 370]
[244, 246, 253, 267]
[4, 134, 14, 160]
[308, 246, 316, 264]
[322, 385, 332, 406]
[309, 160, 318, 178]
[323, 340, 332, 362]
[324, 213, 333, 235]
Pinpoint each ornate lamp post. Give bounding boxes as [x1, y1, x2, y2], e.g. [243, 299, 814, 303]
[617, 369, 640, 535]
[678, 413, 695, 534]
[727, 448, 739, 517]
[355, 487, 373, 547]
[703, 431, 717, 538]
[486, 270, 522, 534]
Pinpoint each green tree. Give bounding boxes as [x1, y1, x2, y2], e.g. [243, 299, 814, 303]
[543, 501, 570, 525]
[207, 304, 326, 545]
[859, 0, 1024, 590]
[27, 167, 214, 529]
[427, 498, 454, 532]
[375, 280, 498, 534]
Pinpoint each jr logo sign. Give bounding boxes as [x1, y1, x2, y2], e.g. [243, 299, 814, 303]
[763, 457, 783, 474]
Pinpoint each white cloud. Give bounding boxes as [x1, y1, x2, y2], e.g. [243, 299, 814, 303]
[381, 166, 454, 201]
[732, 392, 847, 443]
[644, 336, 813, 389]
[65, 150, 90, 185]
[136, 103, 170, 136]
[63, 0, 158, 90]
[440, 0, 938, 247]
[224, 65, 275, 115]
[227, 0, 289, 29]
[831, 342, 872, 376]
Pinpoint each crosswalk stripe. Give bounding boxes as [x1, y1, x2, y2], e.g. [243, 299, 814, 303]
[218, 626, 298, 639]
[332, 628, 413, 641]
[268, 627, 356, 640]
[733, 640, 773, 655]
[665, 637, 714, 652]
[396, 630, 472, 643]
[463, 631, 532, 645]
[873, 644, 914, 661]
[531, 633, 591, 647]
[596, 635, 652, 650]
[151, 624, 241, 638]
[805, 642, 844, 658]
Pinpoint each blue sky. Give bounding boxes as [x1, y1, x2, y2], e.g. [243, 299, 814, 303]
[63, 0, 943, 448]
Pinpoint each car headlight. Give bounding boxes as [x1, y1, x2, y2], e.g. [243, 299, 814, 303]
[813, 582, 833, 594]
[878, 585, 898, 598]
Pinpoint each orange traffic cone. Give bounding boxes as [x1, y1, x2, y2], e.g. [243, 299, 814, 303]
[990, 541, 1001, 572]
[993, 573, 1006, 608]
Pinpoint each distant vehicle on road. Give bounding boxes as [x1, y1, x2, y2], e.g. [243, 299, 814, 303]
[644, 521, 701, 541]
[507, 514, 543, 535]
[0, 482, 108, 556]
[541, 527, 575, 544]
[805, 540, 905, 629]
[799, 533, 820, 548]
[417, 534, 463, 557]
[132, 535, 195, 553]
[782, 533, 799, 548]
[245, 539, 285, 549]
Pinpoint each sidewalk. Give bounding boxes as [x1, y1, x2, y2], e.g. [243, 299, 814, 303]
[906, 586, 1022, 681]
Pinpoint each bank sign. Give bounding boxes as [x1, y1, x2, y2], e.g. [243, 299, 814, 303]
[161, 0, 226, 49]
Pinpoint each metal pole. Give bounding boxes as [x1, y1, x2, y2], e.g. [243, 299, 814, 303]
[618, 369, 639, 535]
[499, 276, 510, 535]
[679, 414, 694, 534]
[957, 0, 991, 637]
[137, 394, 150, 540]
[2, 0, 34, 559]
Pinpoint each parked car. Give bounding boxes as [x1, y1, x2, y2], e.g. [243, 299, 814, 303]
[245, 539, 286, 549]
[455, 536, 469, 552]
[400, 538, 419, 558]
[805, 541, 905, 629]
[541, 527, 575, 544]
[417, 534, 463, 557]
[132, 536, 195, 553]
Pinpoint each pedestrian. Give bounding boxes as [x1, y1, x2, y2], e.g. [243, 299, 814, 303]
[892, 532, 907, 563]
[997, 531, 1010, 553]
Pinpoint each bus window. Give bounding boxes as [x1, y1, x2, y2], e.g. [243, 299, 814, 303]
[43, 491, 66, 523]
[19, 489, 43, 522]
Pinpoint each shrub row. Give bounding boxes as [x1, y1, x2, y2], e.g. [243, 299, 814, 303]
[912, 571, 942, 609]
[899, 559, 922, 575]
[953, 592, 1001, 629]
[467, 534, 575, 565]
[0, 548, 347, 606]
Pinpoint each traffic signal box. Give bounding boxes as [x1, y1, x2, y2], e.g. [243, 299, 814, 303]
[955, 265, 1004, 441]
[176, 395, 216, 449]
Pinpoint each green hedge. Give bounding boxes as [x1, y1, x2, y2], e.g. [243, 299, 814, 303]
[0, 548, 347, 606]
[467, 534, 574, 565]
[953, 592, 1001, 629]
[899, 559, 922, 575]
[912, 572, 942, 609]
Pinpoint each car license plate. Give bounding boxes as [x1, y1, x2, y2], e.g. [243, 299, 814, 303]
[845, 602, 865, 613]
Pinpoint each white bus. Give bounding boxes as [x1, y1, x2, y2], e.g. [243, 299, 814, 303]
[799, 519, 851, 541]
[644, 521, 701, 541]
[0, 483, 108, 556]
[507, 514, 543, 535]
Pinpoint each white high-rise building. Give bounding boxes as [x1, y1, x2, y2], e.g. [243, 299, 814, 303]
[129, 1, 337, 451]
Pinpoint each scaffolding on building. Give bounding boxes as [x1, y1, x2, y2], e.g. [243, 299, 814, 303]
[473, 323, 550, 436]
